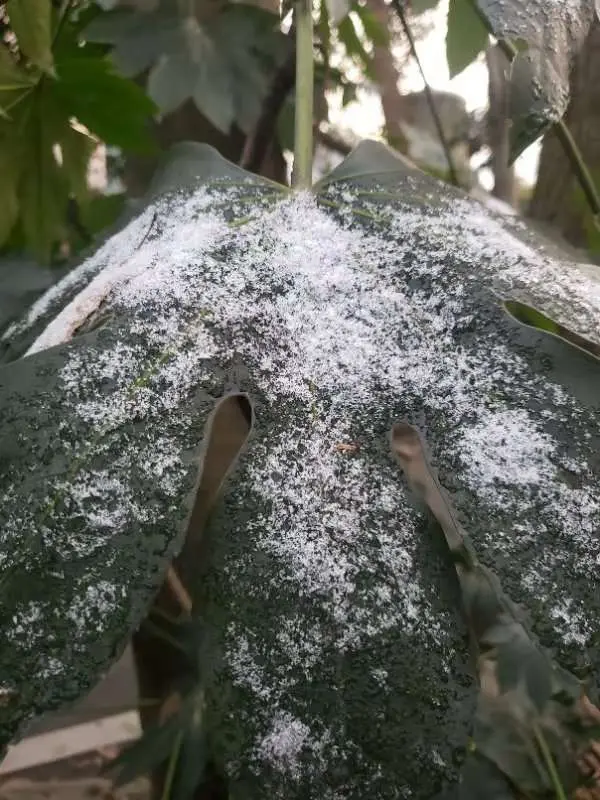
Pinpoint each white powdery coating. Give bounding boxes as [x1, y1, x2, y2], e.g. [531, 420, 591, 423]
[451, 200, 600, 346]
[461, 408, 556, 494]
[244, 417, 424, 652]
[256, 713, 312, 779]
[549, 598, 593, 647]
[20, 185, 600, 782]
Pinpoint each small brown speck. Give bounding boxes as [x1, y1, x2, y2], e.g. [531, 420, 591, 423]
[334, 442, 359, 454]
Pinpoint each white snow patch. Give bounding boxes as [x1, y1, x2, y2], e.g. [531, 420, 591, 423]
[256, 712, 311, 778]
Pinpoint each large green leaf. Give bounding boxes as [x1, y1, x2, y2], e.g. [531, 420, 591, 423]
[84, 5, 183, 78]
[53, 54, 157, 152]
[1, 142, 600, 799]
[13, 90, 68, 262]
[146, 18, 234, 131]
[7, 0, 55, 74]
[85, 3, 287, 134]
[473, 0, 597, 158]
[446, 0, 489, 78]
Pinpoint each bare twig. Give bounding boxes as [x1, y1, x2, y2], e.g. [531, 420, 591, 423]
[240, 42, 297, 174]
[388, 0, 460, 187]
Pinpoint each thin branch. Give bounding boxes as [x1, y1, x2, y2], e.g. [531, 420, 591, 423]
[388, 0, 460, 187]
[240, 42, 297, 173]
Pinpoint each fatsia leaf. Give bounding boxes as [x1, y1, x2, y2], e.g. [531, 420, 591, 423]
[2, 142, 600, 800]
[147, 53, 198, 115]
[59, 124, 96, 204]
[53, 54, 157, 151]
[446, 0, 489, 78]
[83, 6, 181, 78]
[14, 91, 68, 261]
[208, 4, 289, 133]
[7, 0, 54, 74]
[473, 0, 597, 158]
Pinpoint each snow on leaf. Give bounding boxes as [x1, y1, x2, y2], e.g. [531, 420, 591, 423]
[1, 143, 599, 796]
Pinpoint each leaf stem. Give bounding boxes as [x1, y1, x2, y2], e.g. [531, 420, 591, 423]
[160, 729, 183, 800]
[532, 724, 568, 800]
[389, 0, 460, 187]
[467, 0, 600, 220]
[292, 0, 314, 190]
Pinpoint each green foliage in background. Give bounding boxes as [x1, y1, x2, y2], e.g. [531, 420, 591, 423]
[0, 1, 156, 261]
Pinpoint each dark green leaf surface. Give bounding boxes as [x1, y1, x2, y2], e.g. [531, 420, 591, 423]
[1, 142, 599, 800]
[53, 54, 157, 151]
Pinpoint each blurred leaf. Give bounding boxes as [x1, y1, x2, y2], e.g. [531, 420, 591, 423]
[7, 0, 55, 74]
[326, 0, 351, 25]
[446, 0, 489, 78]
[59, 125, 96, 204]
[208, 4, 289, 132]
[53, 54, 157, 151]
[352, 2, 389, 46]
[79, 193, 126, 236]
[338, 14, 373, 77]
[192, 56, 236, 134]
[86, 3, 284, 134]
[84, 7, 181, 78]
[146, 17, 235, 132]
[16, 100, 68, 261]
[147, 53, 198, 115]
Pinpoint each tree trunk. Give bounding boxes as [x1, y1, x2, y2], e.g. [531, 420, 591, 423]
[485, 43, 515, 205]
[528, 18, 600, 249]
[367, 0, 408, 153]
